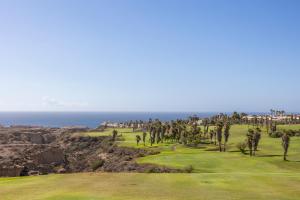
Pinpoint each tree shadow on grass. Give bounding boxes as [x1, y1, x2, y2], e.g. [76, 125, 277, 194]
[205, 147, 220, 152]
[192, 146, 207, 150]
[199, 141, 212, 145]
[256, 154, 281, 158]
[285, 160, 300, 162]
[227, 150, 241, 153]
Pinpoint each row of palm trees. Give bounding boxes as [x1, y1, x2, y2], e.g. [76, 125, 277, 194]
[111, 112, 292, 161]
[270, 109, 286, 116]
[130, 116, 233, 153]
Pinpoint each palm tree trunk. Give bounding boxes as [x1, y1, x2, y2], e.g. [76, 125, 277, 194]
[218, 142, 222, 152]
[283, 150, 287, 161]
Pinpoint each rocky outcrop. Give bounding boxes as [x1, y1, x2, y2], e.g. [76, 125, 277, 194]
[32, 147, 65, 165]
[27, 133, 44, 144]
[0, 127, 59, 145]
[0, 126, 179, 177]
[0, 165, 23, 177]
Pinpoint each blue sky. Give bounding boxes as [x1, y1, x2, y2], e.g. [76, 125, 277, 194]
[0, 0, 299, 112]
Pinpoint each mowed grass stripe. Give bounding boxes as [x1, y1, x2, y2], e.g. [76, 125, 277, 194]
[1, 173, 300, 200]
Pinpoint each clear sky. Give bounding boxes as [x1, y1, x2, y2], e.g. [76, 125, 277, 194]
[0, 0, 299, 112]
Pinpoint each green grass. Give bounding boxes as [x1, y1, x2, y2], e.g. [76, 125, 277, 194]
[137, 125, 300, 173]
[1, 124, 300, 200]
[278, 124, 300, 131]
[1, 173, 300, 200]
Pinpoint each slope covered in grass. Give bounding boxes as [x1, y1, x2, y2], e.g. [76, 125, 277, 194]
[137, 125, 300, 173]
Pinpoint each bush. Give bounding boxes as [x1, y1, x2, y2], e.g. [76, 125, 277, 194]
[295, 132, 300, 137]
[146, 167, 160, 173]
[270, 132, 283, 138]
[236, 142, 247, 154]
[91, 159, 104, 171]
[283, 129, 295, 137]
[277, 129, 300, 137]
[184, 165, 194, 173]
[192, 135, 202, 145]
[77, 142, 89, 149]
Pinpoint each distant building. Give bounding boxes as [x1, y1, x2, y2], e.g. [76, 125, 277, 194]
[244, 114, 300, 122]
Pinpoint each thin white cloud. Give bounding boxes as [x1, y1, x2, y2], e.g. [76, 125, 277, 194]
[42, 96, 64, 107]
[42, 96, 89, 108]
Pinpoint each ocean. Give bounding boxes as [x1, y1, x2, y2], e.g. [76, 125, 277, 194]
[0, 112, 217, 128]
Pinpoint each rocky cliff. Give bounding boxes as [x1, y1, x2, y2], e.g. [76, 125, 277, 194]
[0, 126, 178, 177]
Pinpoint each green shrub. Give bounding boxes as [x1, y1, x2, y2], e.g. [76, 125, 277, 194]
[184, 165, 194, 173]
[270, 132, 283, 138]
[91, 159, 104, 171]
[78, 142, 89, 149]
[283, 129, 295, 136]
[146, 167, 160, 173]
[236, 142, 247, 154]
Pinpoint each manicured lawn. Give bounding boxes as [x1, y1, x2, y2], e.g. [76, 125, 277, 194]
[137, 125, 300, 173]
[278, 124, 300, 131]
[1, 173, 300, 200]
[86, 125, 300, 173]
[1, 124, 300, 200]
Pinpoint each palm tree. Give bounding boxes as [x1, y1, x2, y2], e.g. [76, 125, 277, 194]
[209, 129, 214, 144]
[213, 127, 217, 145]
[136, 135, 141, 146]
[150, 127, 156, 146]
[156, 125, 162, 144]
[149, 124, 155, 146]
[282, 133, 290, 161]
[247, 129, 254, 156]
[112, 129, 118, 141]
[252, 128, 261, 156]
[180, 128, 187, 145]
[202, 118, 209, 138]
[232, 112, 240, 123]
[265, 116, 270, 135]
[161, 124, 167, 143]
[188, 115, 199, 123]
[216, 121, 223, 152]
[223, 121, 231, 152]
[271, 122, 277, 133]
[142, 131, 147, 146]
[240, 113, 248, 124]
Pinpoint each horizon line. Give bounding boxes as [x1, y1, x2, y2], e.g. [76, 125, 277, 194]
[0, 110, 295, 114]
